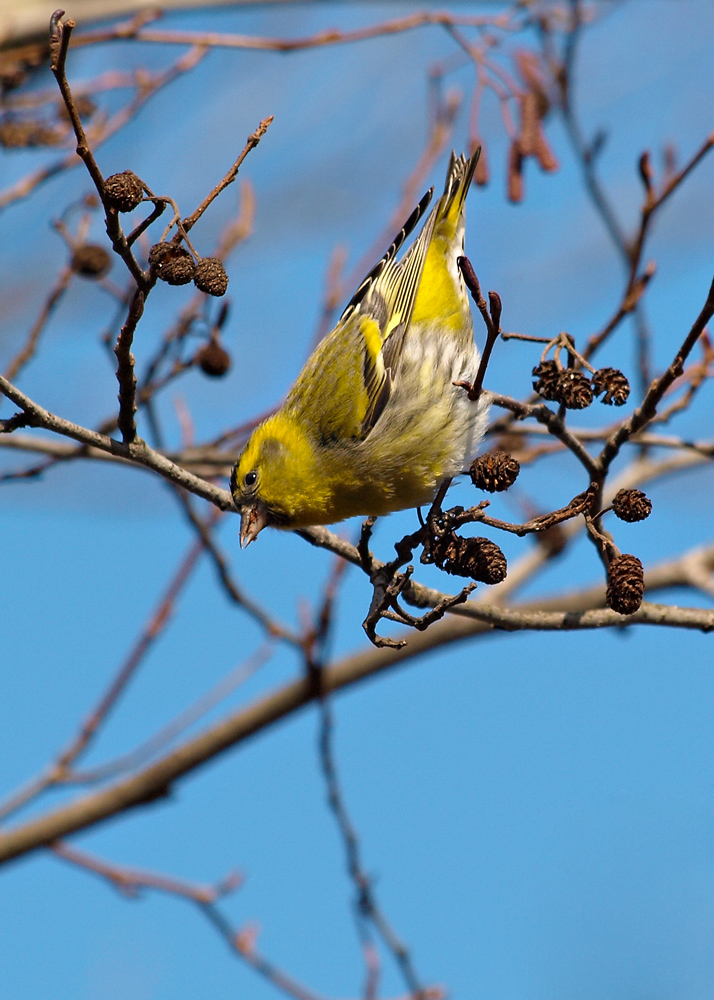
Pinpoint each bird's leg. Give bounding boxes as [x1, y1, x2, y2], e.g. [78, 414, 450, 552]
[455, 255, 502, 401]
[429, 478, 452, 514]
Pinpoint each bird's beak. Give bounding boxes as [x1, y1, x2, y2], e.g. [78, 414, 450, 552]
[240, 501, 268, 548]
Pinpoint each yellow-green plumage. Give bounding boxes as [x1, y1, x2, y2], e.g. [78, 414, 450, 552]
[232, 150, 489, 544]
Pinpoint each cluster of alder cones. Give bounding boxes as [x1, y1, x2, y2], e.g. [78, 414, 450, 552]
[446, 444, 651, 616]
[420, 452, 521, 586]
[96, 170, 230, 296]
[603, 489, 651, 615]
[533, 359, 630, 408]
[66, 170, 232, 377]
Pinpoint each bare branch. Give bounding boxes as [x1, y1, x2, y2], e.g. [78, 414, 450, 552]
[52, 840, 242, 904]
[597, 275, 714, 475]
[73, 11, 521, 55]
[181, 117, 273, 234]
[0, 374, 235, 509]
[489, 392, 599, 477]
[4, 264, 73, 381]
[1, 540, 713, 866]
[113, 287, 143, 442]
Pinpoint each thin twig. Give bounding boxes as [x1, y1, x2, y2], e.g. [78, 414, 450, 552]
[49, 11, 146, 287]
[72, 644, 273, 784]
[0, 373, 235, 509]
[1, 575, 714, 864]
[52, 840, 242, 903]
[597, 275, 714, 475]
[171, 487, 299, 643]
[0, 526, 211, 823]
[73, 11, 520, 55]
[4, 265, 73, 381]
[181, 118, 273, 234]
[489, 392, 599, 477]
[319, 699, 426, 999]
[0, 45, 208, 214]
[114, 288, 144, 442]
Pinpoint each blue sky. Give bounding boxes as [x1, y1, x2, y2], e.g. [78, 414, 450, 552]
[1, 2, 714, 998]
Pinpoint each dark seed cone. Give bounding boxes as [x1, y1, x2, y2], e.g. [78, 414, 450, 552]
[0, 119, 61, 148]
[555, 369, 593, 409]
[592, 367, 630, 406]
[535, 523, 567, 558]
[71, 243, 111, 278]
[532, 360, 561, 401]
[57, 95, 96, 121]
[149, 242, 196, 285]
[612, 488, 652, 522]
[197, 340, 231, 377]
[470, 451, 520, 493]
[0, 63, 28, 91]
[427, 529, 457, 570]
[0, 120, 34, 147]
[606, 553, 645, 615]
[104, 171, 144, 213]
[464, 537, 508, 584]
[435, 533, 507, 585]
[33, 124, 63, 146]
[507, 137, 524, 203]
[194, 257, 228, 296]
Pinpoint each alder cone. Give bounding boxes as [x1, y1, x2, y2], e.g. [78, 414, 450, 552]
[532, 360, 561, 401]
[57, 95, 96, 121]
[149, 242, 196, 285]
[606, 553, 645, 615]
[436, 533, 507, 585]
[104, 171, 144, 213]
[194, 258, 228, 296]
[470, 451, 520, 493]
[71, 243, 111, 278]
[592, 367, 630, 406]
[466, 537, 508, 584]
[197, 341, 231, 377]
[555, 370, 593, 409]
[0, 119, 61, 147]
[612, 489, 652, 522]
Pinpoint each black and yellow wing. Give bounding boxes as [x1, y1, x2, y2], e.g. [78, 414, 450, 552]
[285, 188, 436, 444]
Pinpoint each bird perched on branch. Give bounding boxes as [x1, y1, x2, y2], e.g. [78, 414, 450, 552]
[232, 149, 489, 546]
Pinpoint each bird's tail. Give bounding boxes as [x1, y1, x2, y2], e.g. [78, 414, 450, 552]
[433, 147, 481, 232]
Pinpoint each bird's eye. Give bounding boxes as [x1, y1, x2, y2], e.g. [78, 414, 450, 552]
[244, 471, 258, 488]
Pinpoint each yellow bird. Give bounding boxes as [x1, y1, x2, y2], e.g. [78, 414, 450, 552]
[232, 149, 489, 546]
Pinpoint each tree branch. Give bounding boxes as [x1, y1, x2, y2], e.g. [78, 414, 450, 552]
[1, 543, 712, 866]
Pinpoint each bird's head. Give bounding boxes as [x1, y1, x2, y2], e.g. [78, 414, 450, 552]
[231, 412, 327, 546]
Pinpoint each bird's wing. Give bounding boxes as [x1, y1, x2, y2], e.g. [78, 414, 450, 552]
[284, 189, 437, 444]
[342, 189, 437, 429]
